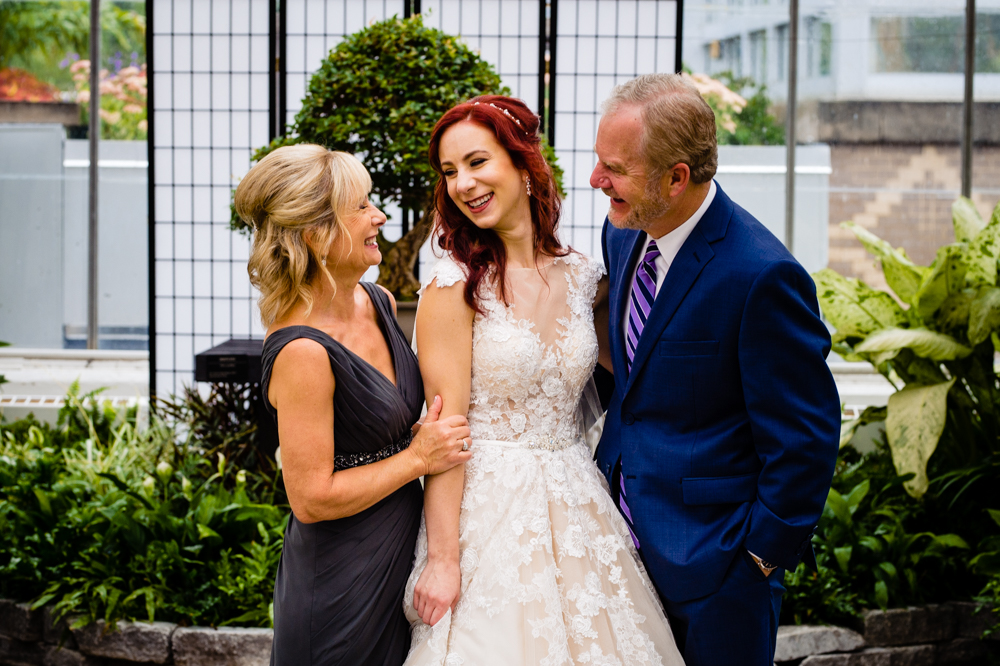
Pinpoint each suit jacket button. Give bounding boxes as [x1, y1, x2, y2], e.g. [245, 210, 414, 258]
[623, 413, 635, 425]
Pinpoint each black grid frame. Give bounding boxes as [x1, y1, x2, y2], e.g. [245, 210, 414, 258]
[149, 0, 682, 396]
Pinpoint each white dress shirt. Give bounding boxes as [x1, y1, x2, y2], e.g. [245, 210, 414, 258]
[621, 180, 717, 339]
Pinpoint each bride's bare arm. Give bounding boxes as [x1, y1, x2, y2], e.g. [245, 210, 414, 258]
[594, 274, 613, 373]
[413, 279, 475, 627]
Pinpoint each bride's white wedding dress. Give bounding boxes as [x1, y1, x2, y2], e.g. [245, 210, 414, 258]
[403, 251, 684, 666]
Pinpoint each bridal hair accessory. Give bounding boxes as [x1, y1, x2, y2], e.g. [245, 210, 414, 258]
[472, 101, 526, 133]
[525, 177, 532, 197]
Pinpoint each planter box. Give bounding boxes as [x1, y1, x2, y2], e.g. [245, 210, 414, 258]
[0, 101, 79, 125]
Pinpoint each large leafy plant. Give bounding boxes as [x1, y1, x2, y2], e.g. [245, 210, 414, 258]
[234, 15, 564, 300]
[0, 385, 285, 628]
[816, 198, 1000, 501]
[235, 16, 507, 300]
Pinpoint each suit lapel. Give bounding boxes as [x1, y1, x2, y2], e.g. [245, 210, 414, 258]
[623, 225, 716, 398]
[611, 230, 647, 383]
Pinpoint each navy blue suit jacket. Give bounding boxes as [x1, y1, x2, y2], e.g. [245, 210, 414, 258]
[597, 183, 840, 603]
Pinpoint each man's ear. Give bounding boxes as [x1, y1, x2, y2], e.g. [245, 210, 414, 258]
[660, 163, 691, 199]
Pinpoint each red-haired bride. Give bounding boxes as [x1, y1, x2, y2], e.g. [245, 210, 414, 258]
[402, 95, 685, 665]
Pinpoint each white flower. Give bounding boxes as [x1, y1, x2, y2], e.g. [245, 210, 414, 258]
[510, 412, 527, 433]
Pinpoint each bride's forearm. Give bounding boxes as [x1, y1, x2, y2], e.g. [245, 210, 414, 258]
[423, 464, 465, 563]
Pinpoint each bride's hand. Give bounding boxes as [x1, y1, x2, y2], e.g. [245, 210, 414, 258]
[413, 558, 461, 626]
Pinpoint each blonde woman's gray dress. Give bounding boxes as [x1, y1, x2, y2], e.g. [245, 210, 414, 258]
[261, 282, 424, 666]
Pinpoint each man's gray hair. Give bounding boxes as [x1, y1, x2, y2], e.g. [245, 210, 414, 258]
[602, 73, 718, 184]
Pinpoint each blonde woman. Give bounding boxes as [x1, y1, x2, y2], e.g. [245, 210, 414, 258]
[234, 144, 472, 666]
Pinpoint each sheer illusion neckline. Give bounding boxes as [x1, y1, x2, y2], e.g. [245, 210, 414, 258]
[266, 289, 399, 391]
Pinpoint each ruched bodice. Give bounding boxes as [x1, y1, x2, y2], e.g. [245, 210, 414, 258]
[262, 282, 424, 666]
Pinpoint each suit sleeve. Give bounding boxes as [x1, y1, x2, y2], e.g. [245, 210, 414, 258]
[739, 259, 840, 571]
[601, 217, 611, 269]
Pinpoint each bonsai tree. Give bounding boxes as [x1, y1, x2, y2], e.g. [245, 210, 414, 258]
[234, 15, 561, 301]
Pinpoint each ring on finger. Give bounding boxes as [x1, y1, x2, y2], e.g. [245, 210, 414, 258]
[461, 438, 470, 451]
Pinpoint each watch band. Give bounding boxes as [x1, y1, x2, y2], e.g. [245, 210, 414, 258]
[749, 551, 777, 574]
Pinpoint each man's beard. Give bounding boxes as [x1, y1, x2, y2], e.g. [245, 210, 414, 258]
[607, 181, 670, 231]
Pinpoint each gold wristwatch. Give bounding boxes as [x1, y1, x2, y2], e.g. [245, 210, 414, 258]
[749, 551, 777, 576]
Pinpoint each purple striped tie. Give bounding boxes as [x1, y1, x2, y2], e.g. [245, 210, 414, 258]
[618, 239, 659, 550]
[626, 239, 660, 373]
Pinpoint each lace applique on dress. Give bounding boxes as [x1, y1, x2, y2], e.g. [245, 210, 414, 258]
[404, 252, 683, 666]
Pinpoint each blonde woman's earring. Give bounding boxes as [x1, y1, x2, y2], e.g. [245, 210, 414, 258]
[525, 177, 532, 197]
[321, 256, 327, 267]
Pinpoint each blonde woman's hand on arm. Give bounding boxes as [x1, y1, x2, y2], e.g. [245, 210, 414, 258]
[412, 278, 475, 627]
[270, 339, 471, 524]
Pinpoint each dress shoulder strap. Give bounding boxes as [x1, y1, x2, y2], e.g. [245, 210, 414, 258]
[260, 325, 340, 420]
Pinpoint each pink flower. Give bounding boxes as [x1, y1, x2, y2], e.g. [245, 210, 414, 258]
[138, 120, 148, 131]
[76, 90, 90, 103]
[123, 104, 143, 114]
[99, 109, 121, 125]
[70, 60, 90, 73]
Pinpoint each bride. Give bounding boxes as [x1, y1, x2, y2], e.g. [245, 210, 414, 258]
[402, 95, 684, 666]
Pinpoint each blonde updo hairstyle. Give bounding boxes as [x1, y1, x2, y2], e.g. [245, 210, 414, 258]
[235, 144, 372, 327]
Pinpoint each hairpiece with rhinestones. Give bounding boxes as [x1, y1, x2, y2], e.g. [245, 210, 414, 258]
[472, 101, 527, 133]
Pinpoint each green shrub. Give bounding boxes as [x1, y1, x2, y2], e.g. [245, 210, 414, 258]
[0, 384, 284, 628]
[784, 197, 1000, 628]
[234, 15, 563, 300]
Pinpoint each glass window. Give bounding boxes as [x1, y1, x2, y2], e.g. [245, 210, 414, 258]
[750, 29, 768, 84]
[776, 23, 788, 81]
[872, 14, 1000, 74]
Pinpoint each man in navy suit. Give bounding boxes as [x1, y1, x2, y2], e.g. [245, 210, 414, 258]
[591, 73, 840, 665]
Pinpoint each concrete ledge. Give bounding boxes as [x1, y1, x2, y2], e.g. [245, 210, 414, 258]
[776, 625, 866, 662]
[817, 101, 1000, 144]
[0, 601, 42, 643]
[171, 627, 272, 666]
[863, 605, 956, 647]
[72, 621, 174, 664]
[0, 102, 79, 126]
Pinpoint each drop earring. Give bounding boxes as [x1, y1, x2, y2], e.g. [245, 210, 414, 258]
[525, 177, 532, 197]
[321, 256, 327, 267]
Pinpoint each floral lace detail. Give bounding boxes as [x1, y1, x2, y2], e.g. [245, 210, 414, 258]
[403, 253, 682, 666]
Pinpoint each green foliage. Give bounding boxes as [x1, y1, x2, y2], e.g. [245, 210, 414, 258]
[790, 197, 1000, 629]
[816, 199, 1000, 500]
[234, 16, 563, 300]
[0, 1, 145, 92]
[711, 72, 786, 146]
[0, 384, 285, 628]
[247, 15, 508, 218]
[783, 442, 973, 626]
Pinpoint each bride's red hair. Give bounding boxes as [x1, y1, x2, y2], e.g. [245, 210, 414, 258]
[428, 95, 566, 313]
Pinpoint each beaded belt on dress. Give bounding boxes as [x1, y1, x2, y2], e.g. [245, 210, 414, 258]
[472, 437, 576, 452]
[334, 430, 414, 470]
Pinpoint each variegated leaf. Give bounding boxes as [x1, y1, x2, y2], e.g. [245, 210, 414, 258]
[967, 286, 1000, 346]
[813, 269, 907, 340]
[855, 327, 972, 361]
[952, 196, 986, 243]
[845, 222, 927, 303]
[886, 379, 955, 498]
[915, 244, 969, 321]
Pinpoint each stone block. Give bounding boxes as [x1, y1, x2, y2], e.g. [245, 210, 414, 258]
[0, 635, 45, 666]
[171, 627, 272, 666]
[935, 637, 988, 664]
[0, 601, 42, 642]
[801, 645, 934, 666]
[776, 625, 866, 662]
[863, 606, 956, 647]
[948, 602, 999, 641]
[40, 646, 94, 666]
[40, 610, 75, 650]
[72, 621, 175, 664]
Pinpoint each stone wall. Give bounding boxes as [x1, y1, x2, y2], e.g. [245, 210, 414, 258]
[0, 601, 271, 666]
[2, 599, 996, 666]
